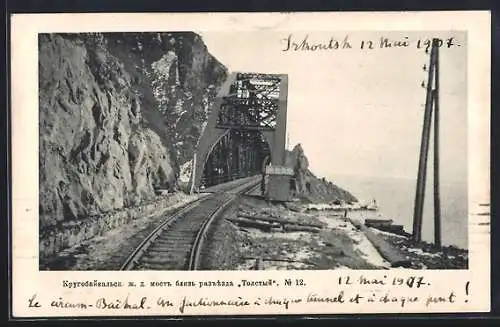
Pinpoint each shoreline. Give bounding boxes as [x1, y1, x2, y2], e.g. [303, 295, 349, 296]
[304, 203, 468, 252]
[208, 194, 468, 270]
[324, 206, 469, 269]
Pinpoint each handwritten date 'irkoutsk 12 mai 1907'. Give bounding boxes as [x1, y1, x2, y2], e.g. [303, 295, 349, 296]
[281, 34, 460, 52]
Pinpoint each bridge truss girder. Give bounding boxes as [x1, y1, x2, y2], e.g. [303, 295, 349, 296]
[201, 130, 270, 187]
[191, 72, 289, 197]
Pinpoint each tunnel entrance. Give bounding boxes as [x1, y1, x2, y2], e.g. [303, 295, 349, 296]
[200, 129, 270, 188]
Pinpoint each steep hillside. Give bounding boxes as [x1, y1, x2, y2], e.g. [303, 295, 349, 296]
[38, 33, 228, 231]
[286, 144, 358, 203]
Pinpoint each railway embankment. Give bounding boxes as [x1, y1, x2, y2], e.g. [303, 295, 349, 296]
[39, 192, 204, 270]
[40, 178, 257, 270]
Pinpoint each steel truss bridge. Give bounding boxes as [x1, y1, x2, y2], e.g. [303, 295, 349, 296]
[191, 72, 289, 201]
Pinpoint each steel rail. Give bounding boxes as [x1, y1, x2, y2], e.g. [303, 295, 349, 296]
[187, 182, 260, 270]
[120, 178, 260, 271]
[119, 196, 208, 270]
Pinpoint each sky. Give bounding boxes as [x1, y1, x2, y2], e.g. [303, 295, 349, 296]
[199, 30, 467, 184]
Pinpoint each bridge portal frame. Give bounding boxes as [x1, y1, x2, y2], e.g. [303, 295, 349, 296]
[190, 72, 290, 201]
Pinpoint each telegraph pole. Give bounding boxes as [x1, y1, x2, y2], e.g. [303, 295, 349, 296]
[433, 43, 442, 247]
[412, 39, 438, 243]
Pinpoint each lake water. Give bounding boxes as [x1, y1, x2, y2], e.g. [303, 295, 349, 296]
[330, 174, 468, 249]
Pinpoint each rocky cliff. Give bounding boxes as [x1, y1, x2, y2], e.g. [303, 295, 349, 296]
[39, 32, 228, 231]
[286, 144, 358, 203]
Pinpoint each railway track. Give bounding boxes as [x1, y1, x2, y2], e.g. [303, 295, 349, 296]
[120, 177, 260, 271]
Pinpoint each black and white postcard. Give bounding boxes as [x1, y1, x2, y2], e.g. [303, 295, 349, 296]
[10, 11, 490, 317]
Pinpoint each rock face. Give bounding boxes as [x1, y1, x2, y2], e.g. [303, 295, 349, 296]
[286, 144, 358, 203]
[38, 33, 227, 230]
